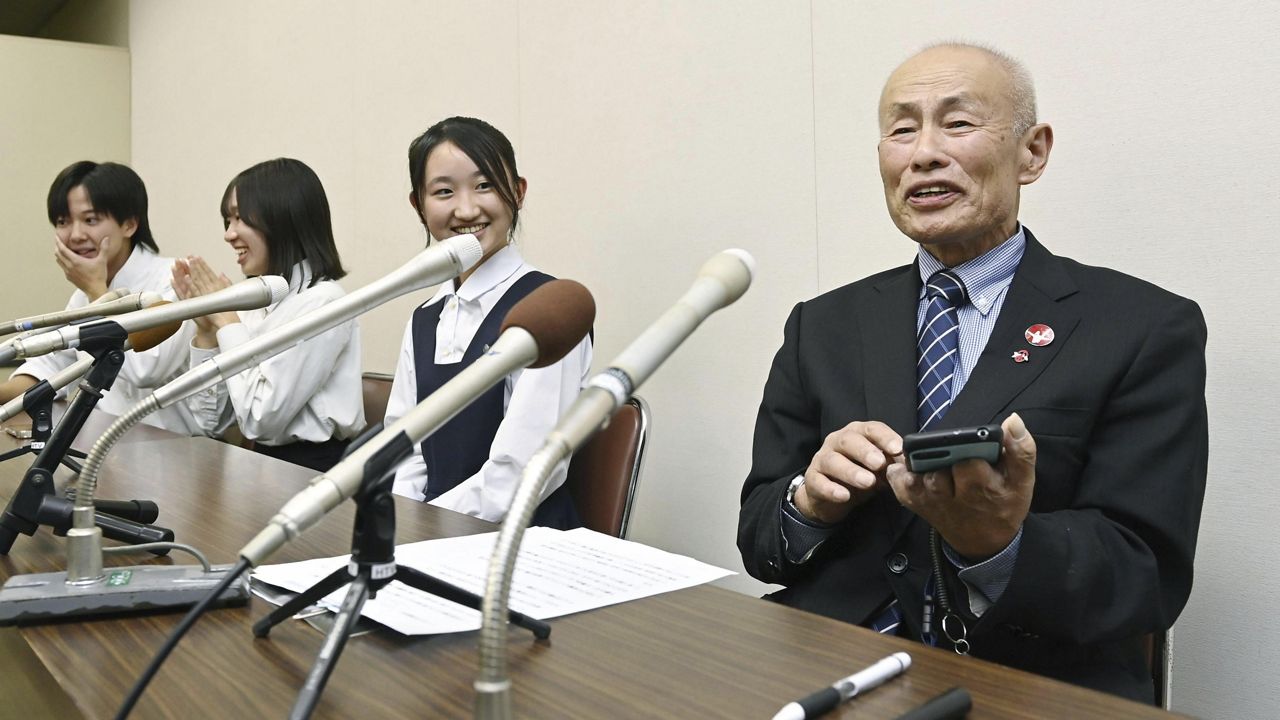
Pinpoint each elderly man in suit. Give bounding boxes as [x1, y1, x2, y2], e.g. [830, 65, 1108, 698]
[737, 43, 1207, 703]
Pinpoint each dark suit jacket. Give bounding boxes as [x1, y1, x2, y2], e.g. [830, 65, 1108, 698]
[737, 229, 1208, 702]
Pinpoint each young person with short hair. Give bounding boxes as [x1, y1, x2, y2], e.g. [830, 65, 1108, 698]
[1, 161, 200, 434]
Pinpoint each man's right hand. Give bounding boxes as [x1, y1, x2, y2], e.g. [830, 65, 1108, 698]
[794, 420, 903, 524]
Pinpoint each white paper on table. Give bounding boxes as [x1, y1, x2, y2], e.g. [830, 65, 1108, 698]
[249, 527, 734, 636]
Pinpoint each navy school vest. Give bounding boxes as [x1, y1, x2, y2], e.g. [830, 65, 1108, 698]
[410, 270, 581, 530]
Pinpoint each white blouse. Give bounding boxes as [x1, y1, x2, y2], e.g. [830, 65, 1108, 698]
[386, 244, 592, 523]
[186, 261, 364, 446]
[13, 247, 200, 435]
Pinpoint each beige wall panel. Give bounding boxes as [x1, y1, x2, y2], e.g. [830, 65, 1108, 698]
[516, 0, 817, 596]
[344, 0, 521, 373]
[129, 0, 520, 375]
[813, 1, 1280, 716]
[0, 36, 130, 322]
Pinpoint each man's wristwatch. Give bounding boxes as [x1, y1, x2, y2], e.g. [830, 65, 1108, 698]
[785, 475, 805, 507]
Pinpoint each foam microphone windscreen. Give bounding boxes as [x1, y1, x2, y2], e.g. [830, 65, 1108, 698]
[125, 301, 183, 352]
[500, 279, 595, 368]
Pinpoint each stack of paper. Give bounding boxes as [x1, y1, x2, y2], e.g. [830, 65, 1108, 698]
[250, 527, 734, 635]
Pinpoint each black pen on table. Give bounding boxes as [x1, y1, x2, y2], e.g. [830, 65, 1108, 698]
[894, 686, 971, 720]
[771, 651, 912, 720]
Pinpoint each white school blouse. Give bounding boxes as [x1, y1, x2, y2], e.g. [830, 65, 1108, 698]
[386, 245, 592, 522]
[186, 261, 364, 446]
[12, 247, 201, 435]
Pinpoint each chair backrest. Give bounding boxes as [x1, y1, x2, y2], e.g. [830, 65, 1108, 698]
[361, 372, 395, 428]
[565, 396, 650, 538]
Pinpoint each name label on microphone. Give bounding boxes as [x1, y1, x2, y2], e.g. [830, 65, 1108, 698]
[106, 570, 134, 587]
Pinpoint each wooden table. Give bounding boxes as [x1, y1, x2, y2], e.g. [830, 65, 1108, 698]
[0, 414, 1179, 719]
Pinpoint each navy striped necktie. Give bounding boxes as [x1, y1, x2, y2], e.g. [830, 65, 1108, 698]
[917, 270, 969, 431]
[868, 269, 970, 639]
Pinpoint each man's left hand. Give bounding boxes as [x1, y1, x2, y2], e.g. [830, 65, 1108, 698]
[886, 412, 1037, 561]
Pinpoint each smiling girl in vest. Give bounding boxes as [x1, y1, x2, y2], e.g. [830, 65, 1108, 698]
[385, 117, 590, 529]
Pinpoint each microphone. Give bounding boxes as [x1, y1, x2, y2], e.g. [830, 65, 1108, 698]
[122, 313, 185, 353]
[87, 287, 134, 303]
[98, 279, 590, 719]
[541, 248, 754, 450]
[151, 234, 486, 409]
[0, 276, 289, 363]
[237, 278, 595, 566]
[53, 234, 484, 591]
[1, 287, 134, 353]
[1, 290, 165, 336]
[0, 321, 183, 424]
[0, 357, 92, 424]
[474, 249, 755, 720]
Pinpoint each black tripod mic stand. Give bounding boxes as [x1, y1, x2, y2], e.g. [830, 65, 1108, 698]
[0, 378, 87, 473]
[0, 337, 173, 555]
[252, 437, 550, 720]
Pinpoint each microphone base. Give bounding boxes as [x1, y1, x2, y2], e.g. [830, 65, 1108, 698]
[0, 563, 249, 626]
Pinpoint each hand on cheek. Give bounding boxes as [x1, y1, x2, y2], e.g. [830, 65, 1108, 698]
[53, 234, 110, 300]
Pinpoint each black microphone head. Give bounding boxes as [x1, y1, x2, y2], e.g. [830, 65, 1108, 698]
[500, 279, 595, 369]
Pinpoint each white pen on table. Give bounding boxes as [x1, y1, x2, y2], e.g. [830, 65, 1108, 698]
[771, 651, 911, 720]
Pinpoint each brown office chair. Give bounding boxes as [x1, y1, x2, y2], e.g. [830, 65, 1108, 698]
[361, 372, 395, 428]
[565, 396, 650, 538]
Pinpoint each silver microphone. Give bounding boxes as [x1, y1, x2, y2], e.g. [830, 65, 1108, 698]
[0, 316, 188, 424]
[0, 277, 289, 363]
[543, 248, 754, 452]
[0, 237, 487, 626]
[152, 234, 486, 408]
[1, 287, 134, 353]
[62, 234, 485, 587]
[0, 357, 92, 423]
[474, 249, 755, 720]
[1, 290, 165, 336]
[238, 278, 595, 566]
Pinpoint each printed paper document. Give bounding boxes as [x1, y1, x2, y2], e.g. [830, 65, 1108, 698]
[250, 527, 733, 635]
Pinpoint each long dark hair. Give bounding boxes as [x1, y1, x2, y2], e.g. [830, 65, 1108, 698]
[47, 161, 158, 253]
[407, 117, 523, 241]
[221, 158, 346, 287]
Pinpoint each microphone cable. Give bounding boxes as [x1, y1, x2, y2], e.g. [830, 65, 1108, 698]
[114, 420, 392, 718]
[113, 557, 252, 720]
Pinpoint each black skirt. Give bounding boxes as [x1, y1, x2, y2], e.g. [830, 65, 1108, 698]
[252, 437, 350, 472]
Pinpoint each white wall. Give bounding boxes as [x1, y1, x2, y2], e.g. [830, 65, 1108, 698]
[0, 34, 130, 322]
[125, 2, 1279, 717]
[129, 0, 522, 375]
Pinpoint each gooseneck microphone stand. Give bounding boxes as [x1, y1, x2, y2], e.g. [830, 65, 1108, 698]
[0, 334, 173, 555]
[251, 427, 549, 720]
[0, 376, 88, 473]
